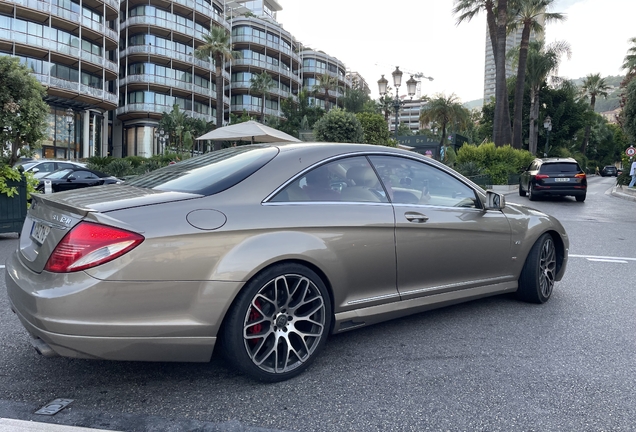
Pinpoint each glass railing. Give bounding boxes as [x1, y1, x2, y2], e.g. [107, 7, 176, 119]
[230, 82, 292, 99]
[50, 4, 80, 22]
[231, 103, 279, 117]
[116, 103, 214, 123]
[231, 34, 295, 58]
[80, 16, 118, 41]
[121, 74, 206, 94]
[233, 59, 292, 79]
[120, 45, 214, 71]
[123, 16, 195, 40]
[102, 0, 119, 12]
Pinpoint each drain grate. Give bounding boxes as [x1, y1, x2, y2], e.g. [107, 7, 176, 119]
[35, 398, 74, 415]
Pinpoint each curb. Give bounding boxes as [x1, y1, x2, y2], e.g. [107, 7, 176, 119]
[0, 418, 117, 432]
[611, 186, 636, 202]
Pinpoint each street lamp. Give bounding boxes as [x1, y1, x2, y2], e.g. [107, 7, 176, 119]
[154, 128, 167, 155]
[378, 66, 418, 139]
[65, 108, 74, 160]
[543, 115, 552, 157]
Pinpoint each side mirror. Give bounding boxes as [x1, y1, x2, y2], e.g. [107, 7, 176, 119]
[485, 190, 505, 210]
[67, 176, 76, 182]
[31, 168, 40, 173]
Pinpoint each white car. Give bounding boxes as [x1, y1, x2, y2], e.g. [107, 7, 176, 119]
[16, 159, 86, 179]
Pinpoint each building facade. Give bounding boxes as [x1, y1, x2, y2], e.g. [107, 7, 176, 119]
[0, 0, 119, 159]
[2, 0, 359, 159]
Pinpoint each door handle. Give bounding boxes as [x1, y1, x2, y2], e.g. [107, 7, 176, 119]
[404, 212, 429, 223]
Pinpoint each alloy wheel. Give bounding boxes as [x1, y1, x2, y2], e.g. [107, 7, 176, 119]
[242, 274, 327, 374]
[539, 238, 556, 298]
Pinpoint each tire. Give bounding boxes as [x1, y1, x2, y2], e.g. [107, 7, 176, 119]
[517, 233, 556, 304]
[575, 194, 586, 202]
[220, 263, 332, 382]
[528, 184, 538, 201]
[518, 183, 526, 197]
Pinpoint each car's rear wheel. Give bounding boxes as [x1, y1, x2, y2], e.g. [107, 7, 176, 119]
[517, 233, 556, 304]
[518, 182, 526, 196]
[221, 263, 332, 382]
[528, 184, 538, 201]
[575, 194, 586, 202]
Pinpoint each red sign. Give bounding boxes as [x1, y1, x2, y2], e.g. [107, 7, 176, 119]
[627, 146, 636, 157]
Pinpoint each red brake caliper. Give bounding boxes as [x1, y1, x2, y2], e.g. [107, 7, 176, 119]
[247, 299, 263, 346]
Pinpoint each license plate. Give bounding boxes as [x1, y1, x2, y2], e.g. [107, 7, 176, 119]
[30, 221, 50, 245]
[555, 178, 570, 182]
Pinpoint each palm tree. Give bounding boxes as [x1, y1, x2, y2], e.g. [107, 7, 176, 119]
[194, 25, 240, 149]
[313, 74, 338, 112]
[509, 0, 565, 150]
[419, 94, 470, 161]
[453, 0, 511, 147]
[580, 73, 610, 154]
[622, 37, 636, 80]
[525, 40, 571, 155]
[249, 72, 275, 123]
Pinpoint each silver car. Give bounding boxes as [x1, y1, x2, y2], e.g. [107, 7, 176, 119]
[16, 159, 86, 179]
[5, 143, 568, 381]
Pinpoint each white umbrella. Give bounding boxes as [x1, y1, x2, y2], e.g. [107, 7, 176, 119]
[195, 121, 301, 144]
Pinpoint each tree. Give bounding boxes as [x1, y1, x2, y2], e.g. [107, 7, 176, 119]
[356, 112, 391, 145]
[623, 79, 636, 142]
[0, 56, 49, 167]
[278, 90, 325, 138]
[194, 25, 240, 149]
[249, 72, 275, 123]
[580, 73, 610, 154]
[621, 37, 636, 86]
[419, 94, 470, 161]
[313, 74, 338, 112]
[158, 105, 211, 154]
[313, 108, 363, 143]
[342, 87, 373, 113]
[525, 40, 571, 154]
[453, 0, 511, 147]
[509, 0, 565, 150]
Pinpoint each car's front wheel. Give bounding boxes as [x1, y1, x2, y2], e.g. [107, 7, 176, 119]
[517, 233, 556, 304]
[221, 263, 332, 382]
[575, 194, 586, 202]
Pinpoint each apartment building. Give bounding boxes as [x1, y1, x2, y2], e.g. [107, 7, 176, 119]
[1, 0, 357, 158]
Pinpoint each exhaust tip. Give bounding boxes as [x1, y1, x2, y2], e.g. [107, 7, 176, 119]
[31, 338, 58, 358]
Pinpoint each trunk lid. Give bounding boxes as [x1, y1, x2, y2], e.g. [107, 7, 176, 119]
[18, 184, 200, 273]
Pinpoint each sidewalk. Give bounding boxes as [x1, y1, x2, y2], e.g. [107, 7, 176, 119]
[611, 184, 636, 202]
[0, 418, 117, 432]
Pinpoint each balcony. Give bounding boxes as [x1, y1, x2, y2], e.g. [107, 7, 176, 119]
[81, 16, 118, 42]
[80, 50, 118, 74]
[122, 16, 196, 40]
[231, 103, 279, 118]
[230, 81, 292, 99]
[120, 45, 215, 72]
[120, 74, 215, 98]
[116, 103, 215, 123]
[233, 58, 294, 80]
[34, 73, 117, 107]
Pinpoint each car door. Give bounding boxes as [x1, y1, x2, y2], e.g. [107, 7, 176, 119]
[65, 170, 100, 191]
[368, 155, 514, 300]
[268, 156, 398, 312]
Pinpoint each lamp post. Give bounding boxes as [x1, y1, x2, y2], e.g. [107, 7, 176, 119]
[543, 115, 552, 158]
[154, 128, 166, 155]
[65, 108, 74, 160]
[378, 67, 417, 140]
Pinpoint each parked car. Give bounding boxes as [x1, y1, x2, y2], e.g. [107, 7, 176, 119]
[519, 157, 587, 202]
[36, 167, 121, 193]
[6, 143, 569, 382]
[601, 166, 618, 177]
[15, 159, 86, 179]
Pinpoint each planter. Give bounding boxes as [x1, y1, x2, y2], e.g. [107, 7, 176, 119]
[0, 176, 28, 234]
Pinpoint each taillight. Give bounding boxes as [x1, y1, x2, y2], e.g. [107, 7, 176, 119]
[575, 173, 586, 178]
[44, 222, 144, 273]
[535, 174, 549, 179]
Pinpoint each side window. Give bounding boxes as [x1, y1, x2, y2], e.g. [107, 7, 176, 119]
[369, 156, 479, 208]
[57, 162, 76, 169]
[271, 156, 388, 203]
[37, 162, 55, 172]
[71, 170, 93, 179]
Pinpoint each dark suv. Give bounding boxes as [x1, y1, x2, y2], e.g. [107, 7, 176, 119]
[519, 158, 587, 202]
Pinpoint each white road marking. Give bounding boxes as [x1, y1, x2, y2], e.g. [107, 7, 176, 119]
[585, 258, 628, 264]
[570, 254, 636, 262]
[0, 265, 4, 269]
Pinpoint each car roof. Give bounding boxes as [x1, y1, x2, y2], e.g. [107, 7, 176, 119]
[538, 157, 578, 164]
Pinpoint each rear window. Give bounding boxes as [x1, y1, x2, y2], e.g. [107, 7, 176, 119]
[540, 162, 581, 174]
[125, 145, 278, 195]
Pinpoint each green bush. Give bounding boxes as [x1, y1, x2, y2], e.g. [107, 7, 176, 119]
[355, 112, 390, 145]
[313, 108, 364, 143]
[455, 143, 534, 184]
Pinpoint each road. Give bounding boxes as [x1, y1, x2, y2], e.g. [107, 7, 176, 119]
[1, 176, 635, 431]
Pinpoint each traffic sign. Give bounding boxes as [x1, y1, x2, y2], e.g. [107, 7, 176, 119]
[626, 146, 636, 157]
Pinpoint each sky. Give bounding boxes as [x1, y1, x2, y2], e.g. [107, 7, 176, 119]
[276, 0, 636, 103]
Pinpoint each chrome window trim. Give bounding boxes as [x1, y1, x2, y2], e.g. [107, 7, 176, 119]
[262, 150, 484, 208]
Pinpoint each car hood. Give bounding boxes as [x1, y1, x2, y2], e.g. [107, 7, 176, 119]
[32, 184, 202, 215]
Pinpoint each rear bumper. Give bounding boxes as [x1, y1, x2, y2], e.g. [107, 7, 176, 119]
[5, 251, 244, 362]
[532, 186, 586, 197]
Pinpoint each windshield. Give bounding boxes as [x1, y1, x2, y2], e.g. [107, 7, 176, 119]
[43, 169, 73, 179]
[125, 145, 279, 195]
[20, 162, 38, 171]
